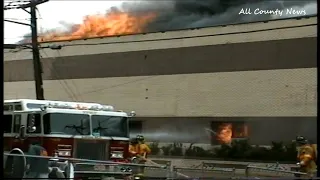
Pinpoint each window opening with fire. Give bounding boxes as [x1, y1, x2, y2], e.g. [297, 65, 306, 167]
[43, 113, 90, 135]
[210, 121, 248, 145]
[91, 115, 129, 138]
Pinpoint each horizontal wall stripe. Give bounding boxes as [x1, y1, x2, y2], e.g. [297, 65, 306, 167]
[4, 37, 317, 82]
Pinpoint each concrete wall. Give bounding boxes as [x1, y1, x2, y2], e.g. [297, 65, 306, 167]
[4, 68, 317, 117]
[4, 17, 317, 145]
[4, 17, 316, 83]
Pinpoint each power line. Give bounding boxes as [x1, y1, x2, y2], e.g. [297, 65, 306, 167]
[55, 50, 84, 101]
[36, 7, 81, 101]
[4, 0, 49, 100]
[4, 20, 316, 96]
[4, 17, 33, 21]
[40, 49, 78, 101]
[79, 76, 156, 96]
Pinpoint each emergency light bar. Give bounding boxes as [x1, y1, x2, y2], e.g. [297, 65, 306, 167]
[42, 102, 114, 112]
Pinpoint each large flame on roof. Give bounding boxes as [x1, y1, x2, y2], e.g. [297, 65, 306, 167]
[38, 11, 157, 42]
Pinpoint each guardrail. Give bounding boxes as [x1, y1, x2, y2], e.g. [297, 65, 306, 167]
[149, 157, 297, 168]
[245, 164, 308, 178]
[4, 151, 312, 179]
[4, 151, 170, 179]
[172, 166, 236, 179]
[3, 152, 165, 168]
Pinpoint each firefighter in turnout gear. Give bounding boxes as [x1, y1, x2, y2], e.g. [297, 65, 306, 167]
[295, 136, 317, 178]
[129, 138, 139, 157]
[134, 135, 151, 177]
[136, 135, 151, 158]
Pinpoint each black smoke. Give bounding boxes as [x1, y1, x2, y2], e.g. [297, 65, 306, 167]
[128, 0, 317, 32]
[19, 0, 316, 43]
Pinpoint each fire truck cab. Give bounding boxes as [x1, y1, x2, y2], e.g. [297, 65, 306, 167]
[4, 99, 136, 179]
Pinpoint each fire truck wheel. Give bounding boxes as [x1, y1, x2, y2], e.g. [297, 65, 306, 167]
[4, 148, 26, 179]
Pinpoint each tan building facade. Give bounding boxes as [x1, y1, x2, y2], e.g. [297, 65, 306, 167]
[4, 17, 317, 144]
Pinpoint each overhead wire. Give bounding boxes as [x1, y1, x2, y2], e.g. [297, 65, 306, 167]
[36, 7, 79, 101]
[4, 47, 27, 59]
[54, 50, 84, 101]
[40, 50, 78, 101]
[39, 23, 317, 95]
[39, 48, 157, 98]
[4, 22, 316, 96]
[80, 76, 156, 96]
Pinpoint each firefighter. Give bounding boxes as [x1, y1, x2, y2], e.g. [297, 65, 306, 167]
[24, 140, 49, 179]
[295, 136, 317, 178]
[135, 135, 151, 177]
[129, 138, 139, 158]
[136, 135, 151, 158]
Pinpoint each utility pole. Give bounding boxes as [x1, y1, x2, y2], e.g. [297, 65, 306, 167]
[30, 2, 45, 100]
[4, 0, 48, 100]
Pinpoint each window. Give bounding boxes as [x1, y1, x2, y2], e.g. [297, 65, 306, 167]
[210, 121, 249, 145]
[129, 120, 143, 135]
[92, 115, 128, 138]
[4, 114, 13, 133]
[14, 104, 22, 111]
[43, 113, 90, 135]
[13, 114, 21, 133]
[26, 103, 44, 109]
[27, 113, 41, 133]
[232, 122, 248, 138]
[4, 105, 13, 111]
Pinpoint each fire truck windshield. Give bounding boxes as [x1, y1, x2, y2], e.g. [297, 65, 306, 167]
[43, 113, 91, 135]
[91, 115, 128, 138]
[43, 113, 129, 137]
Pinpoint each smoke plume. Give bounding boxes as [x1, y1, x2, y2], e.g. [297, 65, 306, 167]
[20, 0, 317, 43]
[127, 0, 317, 31]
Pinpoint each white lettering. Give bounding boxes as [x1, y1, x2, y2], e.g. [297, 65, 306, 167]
[239, 8, 252, 15]
[239, 8, 245, 14]
[254, 8, 283, 16]
[286, 8, 307, 16]
[254, 8, 261, 15]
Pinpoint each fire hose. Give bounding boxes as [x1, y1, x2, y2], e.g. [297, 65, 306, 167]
[135, 155, 190, 178]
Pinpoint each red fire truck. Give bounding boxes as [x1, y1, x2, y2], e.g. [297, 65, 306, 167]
[4, 99, 136, 179]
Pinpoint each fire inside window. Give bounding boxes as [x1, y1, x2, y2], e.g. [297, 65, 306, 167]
[210, 121, 248, 145]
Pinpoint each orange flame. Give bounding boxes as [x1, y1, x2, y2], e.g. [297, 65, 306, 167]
[217, 123, 233, 144]
[38, 11, 157, 42]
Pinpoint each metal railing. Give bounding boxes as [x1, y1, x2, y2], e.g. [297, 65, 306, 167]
[5, 151, 313, 179]
[172, 166, 236, 179]
[4, 151, 169, 179]
[245, 164, 308, 178]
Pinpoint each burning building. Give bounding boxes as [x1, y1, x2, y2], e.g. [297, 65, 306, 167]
[4, 16, 317, 145]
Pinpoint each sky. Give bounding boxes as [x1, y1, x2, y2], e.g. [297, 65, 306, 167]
[4, 1, 124, 44]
